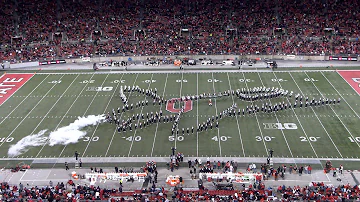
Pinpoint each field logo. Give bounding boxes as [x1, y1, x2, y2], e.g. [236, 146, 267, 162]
[0, 73, 34, 105]
[338, 71, 360, 95]
[263, 123, 298, 130]
[166, 98, 193, 113]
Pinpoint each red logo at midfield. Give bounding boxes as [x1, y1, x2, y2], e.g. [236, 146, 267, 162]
[166, 98, 193, 113]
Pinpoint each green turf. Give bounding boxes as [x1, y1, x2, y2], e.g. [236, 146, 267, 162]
[0, 71, 359, 161]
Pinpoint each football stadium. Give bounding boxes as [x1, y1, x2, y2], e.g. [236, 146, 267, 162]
[0, 0, 360, 201]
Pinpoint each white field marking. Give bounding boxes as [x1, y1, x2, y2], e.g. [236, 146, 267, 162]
[322, 72, 360, 118]
[288, 72, 343, 158]
[0, 75, 50, 126]
[32, 69, 338, 75]
[196, 73, 199, 157]
[226, 72, 245, 157]
[0, 73, 35, 107]
[174, 72, 184, 150]
[240, 72, 269, 156]
[105, 73, 139, 156]
[127, 74, 154, 157]
[304, 72, 360, 149]
[211, 72, 222, 157]
[151, 73, 169, 157]
[23, 74, 80, 154]
[335, 71, 360, 96]
[272, 72, 319, 158]
[56, 73, 111, 158]
[0, 74, 66, 149]
[82, 74, 126, 157]
[35, 73, 98, 159]
[255, 72, 295, 159]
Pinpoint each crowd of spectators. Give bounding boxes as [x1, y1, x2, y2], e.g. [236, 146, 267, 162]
[1, 181, 360, 201]
[0, 0, 359, 63]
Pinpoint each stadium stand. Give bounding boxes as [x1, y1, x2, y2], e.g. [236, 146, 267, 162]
[0, 0, 359, 63]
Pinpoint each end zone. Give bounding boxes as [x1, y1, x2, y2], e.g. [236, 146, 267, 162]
[0, 73, 35, 105]
[337, 70, 360, 96]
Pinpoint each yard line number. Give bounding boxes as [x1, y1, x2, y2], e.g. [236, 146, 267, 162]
[304, 78, 318, 82]
[169, 136, 184, 141]
[271, 78, 287, 82]
[348, 137, 360, 143]
[255, 136, 274, 142]
[208, 79, 222, 83]
[212, 136, 231, 142]
[125, 136, 141, 142]
[48, 80, 62, 84]
[300, 136, 320, 142]
[112, 80, 125, 83]
[176, 79, 188, 83]
[80, 80, 95, 84]
[239, 79, 254, 82]
[0, 137, 14, 143]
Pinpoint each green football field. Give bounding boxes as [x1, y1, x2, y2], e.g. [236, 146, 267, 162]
[0, 70, 360, 161]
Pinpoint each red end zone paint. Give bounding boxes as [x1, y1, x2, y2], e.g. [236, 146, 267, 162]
[337, 70, 360, 95]
[0, 73, 34, 105]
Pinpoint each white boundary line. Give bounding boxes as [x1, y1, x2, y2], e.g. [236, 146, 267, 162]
[82, 74, 125, 157]
[127, 74, 154, 157]
[150, 73, 169, 157]
[272, 72, 320, 158]
[288, 72, 343, 158]
[105, 73, 139, 156]
[240, 72, 269, 156]
[303, 71, 360, 149]
[0, 74, 50, 126]
[56, 73, 111, 158]
[0, 74, 66, 149]
[255, 72, 294, 158]
[35, 73, 98, 158]
[226, 72, 245, 157]
[211, 72, 222, 157]
[0, 73, 35, 107]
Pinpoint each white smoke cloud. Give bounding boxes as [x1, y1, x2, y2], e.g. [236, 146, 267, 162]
[48, 114, 106, 146]
[8, 129, 48, 157]
[7, 114, 106, 157]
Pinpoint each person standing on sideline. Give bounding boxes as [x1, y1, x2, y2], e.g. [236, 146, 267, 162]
[339, 165, 343, 174]
[65, 162, 69, 170]
[308, 165, 312, 174]
[75, 151, 79, 160]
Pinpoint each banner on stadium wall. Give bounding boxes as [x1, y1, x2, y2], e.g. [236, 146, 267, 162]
[82, 57, 91, 62]
[329, 56, 357, 61]
[39, 59, 66, 65]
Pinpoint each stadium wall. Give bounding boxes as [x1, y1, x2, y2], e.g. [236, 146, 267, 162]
[66, 55, 359, 63]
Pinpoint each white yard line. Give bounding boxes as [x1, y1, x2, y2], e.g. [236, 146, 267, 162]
[34, 73, 97, 159]
[211, 72, 222, 157]
[127, 74, 154, 157]
[0, 73, 35, 107]
[174, 72, 184, 150]
[303, 72, 360, 149]
[322, 72, 360, 118]
[240, 72, 269, 156]
[0, 75, 50, 126]
[196, 73, 199, 157]
[0, 74, 66, 149]
[271, 72, 319, 158]
[56, 73, 111, 158]
[105, 74, 139, 156]
[288, 72, 343, 158]
[226, 72, 245, 157]
[255, 72, 294, 158]
[82, 74, 125, 157]
[150, 73, 169, 157]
